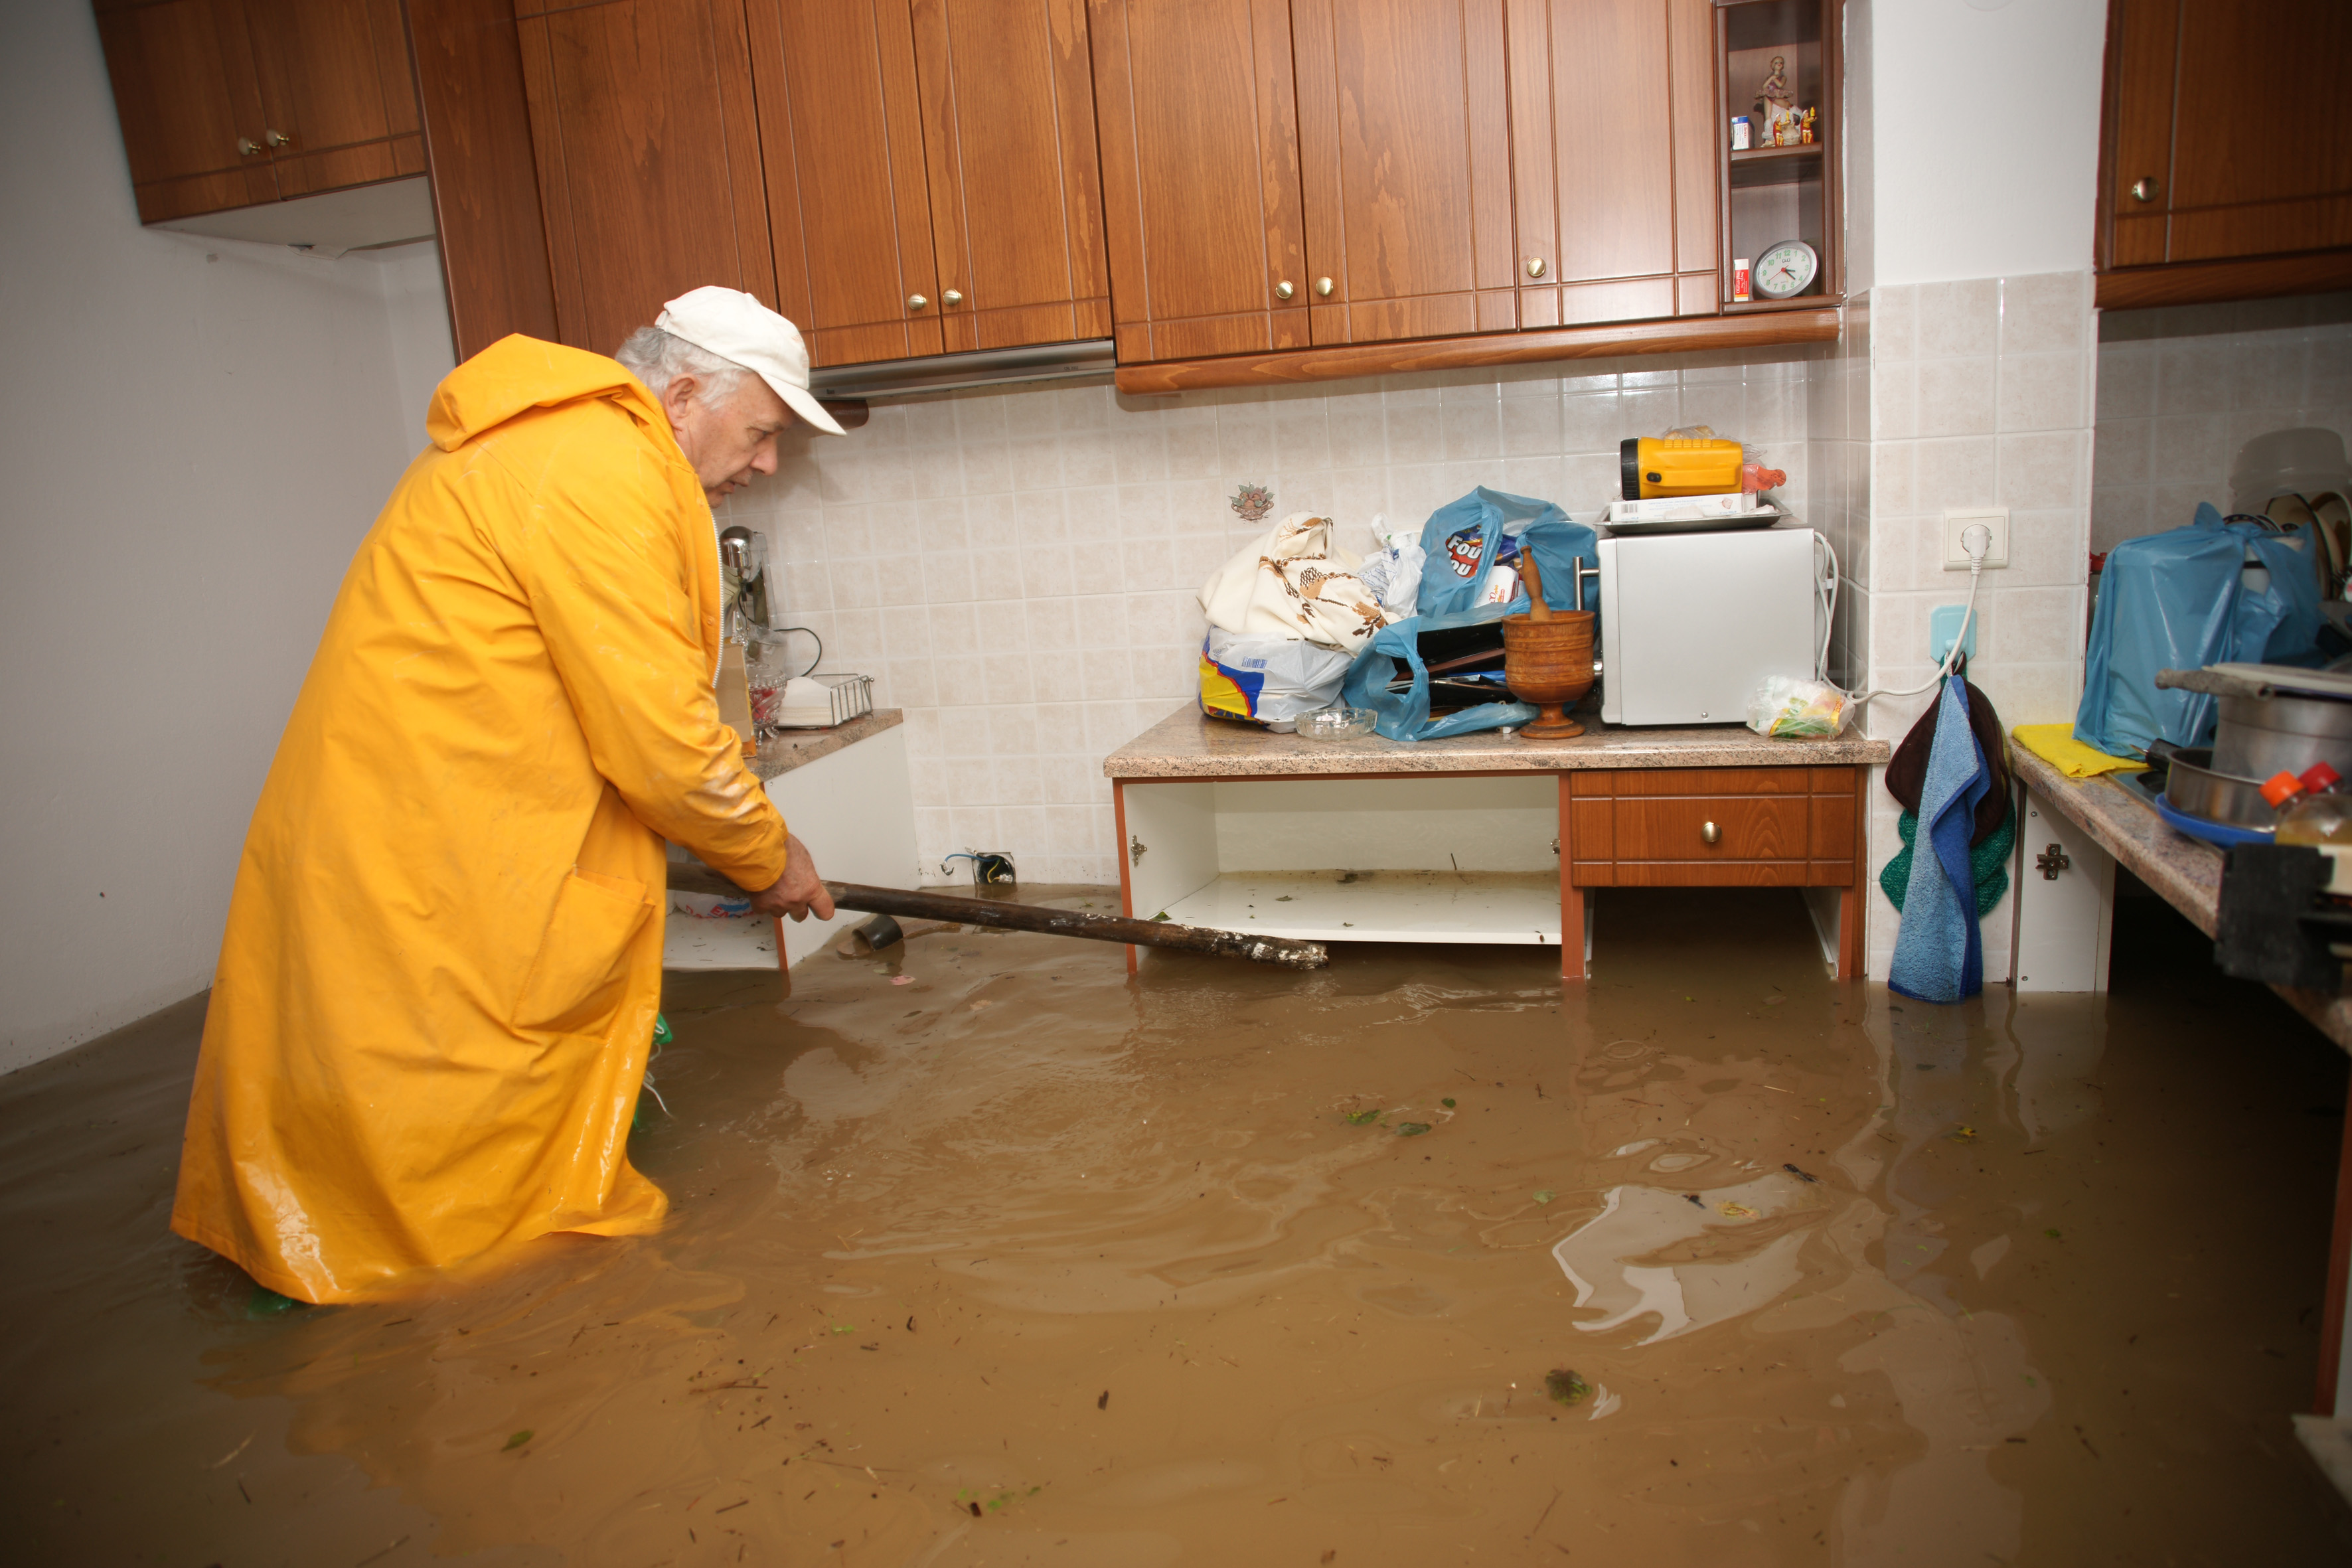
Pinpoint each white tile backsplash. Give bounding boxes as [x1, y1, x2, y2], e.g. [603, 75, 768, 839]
[2088, 293, 2352, 554]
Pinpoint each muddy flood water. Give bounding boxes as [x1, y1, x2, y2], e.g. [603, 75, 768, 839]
[5, 887, 2351, 1566]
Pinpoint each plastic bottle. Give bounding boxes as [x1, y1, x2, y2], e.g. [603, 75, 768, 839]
[2267, 762, 2352, 844]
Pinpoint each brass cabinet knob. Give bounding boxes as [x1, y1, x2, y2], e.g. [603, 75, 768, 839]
[2130, 176, 2159, 202]
[907, 293, 929, 311]
[238, 136, 264, 156]
[1314, 276, 1333, 297]
[1700, 821, 1721, 845]
[1526, 256, 1547, 278]
[265, 128, 294, 148]
[942, 289, 963, 307]
[1274, 280, 1295, 300]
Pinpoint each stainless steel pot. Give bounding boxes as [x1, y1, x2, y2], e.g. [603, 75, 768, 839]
[2163, 747, 2278, 832]
[2209, 690, 2352, 780]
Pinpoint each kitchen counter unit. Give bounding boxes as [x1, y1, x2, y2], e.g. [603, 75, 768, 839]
[2008, 744, 2351, 1053]
[1106, 709, 1890, 980]
[751, 707, 902, 782]
[1102, 706, 1889, 777]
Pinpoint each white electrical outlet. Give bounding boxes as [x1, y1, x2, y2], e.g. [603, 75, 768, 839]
[1943, 507, 2010, 570]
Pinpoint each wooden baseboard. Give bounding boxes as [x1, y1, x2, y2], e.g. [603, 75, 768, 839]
[2096, 250, 2352, 312]
[1113, 307, 1843, 395]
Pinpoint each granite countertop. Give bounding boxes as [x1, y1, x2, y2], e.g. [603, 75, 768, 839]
[2010, 742, 2351, 1054]
[1104, 706, 1890, 779]
[749, 708, 902, 781]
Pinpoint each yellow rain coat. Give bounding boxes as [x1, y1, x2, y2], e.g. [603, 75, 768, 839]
[171, 336, 791, 1303]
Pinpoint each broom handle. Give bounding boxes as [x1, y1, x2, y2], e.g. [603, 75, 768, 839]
[664, 862, 1328, 970]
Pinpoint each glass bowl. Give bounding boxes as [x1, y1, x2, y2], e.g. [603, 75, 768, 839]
[1298, 706, 1377, 741]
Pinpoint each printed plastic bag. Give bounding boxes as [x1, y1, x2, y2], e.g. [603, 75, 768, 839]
[1416, 489, 1597, 623]
[1357, 538, 1427, 621]
[2075, 503, 2324, 756]
[1198, 512, 1387, 653]
[1746, 675, 1852, 738]
[1199, 627, 1356, 730]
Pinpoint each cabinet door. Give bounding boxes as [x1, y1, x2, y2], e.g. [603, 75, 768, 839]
[908, 0, 1112, 355]
[516, 0, 777, 356]
[1288, 0, 1516, 343]
[1506, 0, 1707, 328]
[244, 0, 426, 197]
[745, 0, 943, 368]
[2105, 0, 2352, 268]
[94, 0, 279, 222]
[1088, 0, 1308, 362]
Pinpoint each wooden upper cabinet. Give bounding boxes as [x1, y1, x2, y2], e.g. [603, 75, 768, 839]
[907, 0, 1112, 356]
[243, 0, 424, 197]
[95, 0, 280, 222]
[515, 0, 777, 356]
[745, 0, 941, 367]
[1289, 0, 1516, 343]
[1506, 0, 1717, 329]
[2103, 0, 2352, 272]
[1088, 0, 1308, 363]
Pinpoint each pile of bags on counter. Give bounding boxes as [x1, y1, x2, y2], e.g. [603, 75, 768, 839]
[1196, 489, 1597, 740]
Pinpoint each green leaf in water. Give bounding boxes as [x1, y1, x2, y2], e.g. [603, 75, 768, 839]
[1533, 1189, 1555, 1205]
[1543, 1368, 1590, 1407]
[1441, 1097, 1456, 1109]
[1396, 1122, 1433, 1137]
[1343, 1109, 1381, 1126]
[832, 1323, 858, 1334]
[2044, 1228, 2062, 1239]
[504, 1430, 534, 1451]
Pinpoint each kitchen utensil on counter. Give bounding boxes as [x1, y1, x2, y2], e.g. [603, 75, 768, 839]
[666, 862, 1329, 969]
[2154, 664, 2352, 780]
[1298, 706, 1377, 740]
[1501, 552, 1595, 740]
[2157, 745, 2280, 834]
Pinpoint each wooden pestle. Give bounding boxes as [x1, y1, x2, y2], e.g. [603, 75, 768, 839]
[1519, 549, 1553, 621]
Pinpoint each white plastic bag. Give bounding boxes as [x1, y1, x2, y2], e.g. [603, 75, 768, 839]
[1199, 512, 1387, 653]
[1357, 539, 1427, 621]
[1746, 675, 1853, 738]
[1199, 627, 1356, 729]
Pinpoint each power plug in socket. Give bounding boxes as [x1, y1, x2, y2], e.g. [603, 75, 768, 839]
[1943, 507, 2009, 570]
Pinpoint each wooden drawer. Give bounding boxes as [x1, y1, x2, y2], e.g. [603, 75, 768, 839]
[1567, 765, 1860, 888]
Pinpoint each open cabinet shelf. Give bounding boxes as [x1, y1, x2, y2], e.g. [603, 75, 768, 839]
[1715, 0, 1840, 309]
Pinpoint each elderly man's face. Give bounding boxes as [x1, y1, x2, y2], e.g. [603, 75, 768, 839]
[662, 372, 793, 503]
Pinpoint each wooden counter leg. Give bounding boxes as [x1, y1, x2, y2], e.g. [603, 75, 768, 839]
[1559, 774, 1585, 981]
[2318, 1103, 2352, 1415]
[1838, 885, 1862, 981]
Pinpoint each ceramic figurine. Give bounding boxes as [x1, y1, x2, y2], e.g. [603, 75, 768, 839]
[1757, 55, 1794, 137]
[1800, 108, 1816, 144]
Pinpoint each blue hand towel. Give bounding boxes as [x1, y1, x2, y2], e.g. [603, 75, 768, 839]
[1887, 676, 1994, 1003]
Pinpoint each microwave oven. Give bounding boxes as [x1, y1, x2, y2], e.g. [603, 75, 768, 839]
[1596, 523, 1824, 726]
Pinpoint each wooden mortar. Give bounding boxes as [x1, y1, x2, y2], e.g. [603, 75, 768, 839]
[1502, 552, 1593, 739]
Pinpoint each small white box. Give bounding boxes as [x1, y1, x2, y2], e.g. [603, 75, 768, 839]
[1606, 492, 1772, 524]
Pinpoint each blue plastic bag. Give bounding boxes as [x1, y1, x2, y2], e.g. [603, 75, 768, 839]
[2075, 503, 2323, 757]
[1341, 489, 1598, 741]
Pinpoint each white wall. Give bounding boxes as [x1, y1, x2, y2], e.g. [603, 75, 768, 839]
[1865, 0, 2108, 287]
[0, 0, 455, 1074]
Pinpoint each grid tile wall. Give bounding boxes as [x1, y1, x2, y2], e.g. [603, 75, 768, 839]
[720, 356, 1818, 886]
[1849, 270, 2101, 981]
[2091, 294, 2352, 554]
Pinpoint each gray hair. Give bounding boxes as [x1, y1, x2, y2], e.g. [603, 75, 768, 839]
[614, 326, 750, 404]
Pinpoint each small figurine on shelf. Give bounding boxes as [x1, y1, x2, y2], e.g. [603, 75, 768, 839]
[1800, 107, 1817, 144]
[1757, 54, 1794, 142]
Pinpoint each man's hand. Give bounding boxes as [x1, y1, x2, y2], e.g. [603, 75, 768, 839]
[747, 834, 835, 922]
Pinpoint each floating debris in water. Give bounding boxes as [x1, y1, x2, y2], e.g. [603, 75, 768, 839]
[891, 975, 913, 986]
[1097, 1390, 1109, 1409]
[1343, 1109, 1381, 1126]
[1720, 1202, 1758, 1218]
[1533, 1190, 1555, 1205]
[1685, 1194, 1705, 1208]
[1396, 1123, 1432, 1137]
[1441, 1097, 1456, 1109]
[1784, 1163, 1820, 1182]
[503, 1430, 533, 1451]
[1544, 1368, 1591, 1406]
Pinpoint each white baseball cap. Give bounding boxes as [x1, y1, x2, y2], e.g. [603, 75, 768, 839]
[653, 285, 846, 436]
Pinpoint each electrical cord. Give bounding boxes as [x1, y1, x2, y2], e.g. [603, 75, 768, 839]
[1814, 524, 1991, 703]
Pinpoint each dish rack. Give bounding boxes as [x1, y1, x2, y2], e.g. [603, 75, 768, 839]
[768, 672, 874, 730]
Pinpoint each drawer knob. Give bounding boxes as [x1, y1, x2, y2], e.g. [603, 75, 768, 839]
[1701, 821, 1721, 845]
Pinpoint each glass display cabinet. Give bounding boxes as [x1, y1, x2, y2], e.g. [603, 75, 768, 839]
[1715, 0, 1842, 311]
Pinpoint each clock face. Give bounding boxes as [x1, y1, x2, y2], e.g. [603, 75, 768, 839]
[1754, 240, 1819, 299]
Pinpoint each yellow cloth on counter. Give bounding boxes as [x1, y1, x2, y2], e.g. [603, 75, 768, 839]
[2011, 723, 2148, 777]
[172, 336, 791, 1304]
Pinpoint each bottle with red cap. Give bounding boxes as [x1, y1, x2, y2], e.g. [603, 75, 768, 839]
[2264, 761, 2352, 845]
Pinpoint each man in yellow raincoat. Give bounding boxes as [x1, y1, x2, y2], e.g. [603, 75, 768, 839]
[172, 287, 842, 1303]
